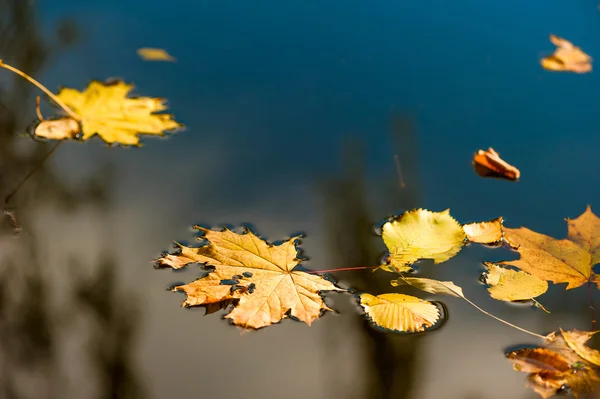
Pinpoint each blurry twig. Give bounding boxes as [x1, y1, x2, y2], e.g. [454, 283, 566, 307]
[393, 154, 406, 188]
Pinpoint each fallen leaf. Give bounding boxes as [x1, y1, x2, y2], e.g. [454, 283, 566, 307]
[53, 80, 182, 145]
[381, 209, 466, 270]
[33, 117, 81, 140]
[541, 34, 592, 74]
[137, 47, 176, 62]
[498, 206, 600, 290]
[156, 227, 343, 329]
[507, 330, 600, 398]
[391, 277, 465, 298]
[482, 262, 548, 301]
[472, 148, 520, 181]
[463, 217, 504, 244]
[561, 329, 600, 367]
[358, 293, 440, 333]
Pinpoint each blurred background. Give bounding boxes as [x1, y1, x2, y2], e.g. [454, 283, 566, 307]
[0, 0, 599, 398]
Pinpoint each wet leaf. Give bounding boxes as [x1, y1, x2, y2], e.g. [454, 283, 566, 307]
[137, 47, 176, 62]
[391, 277, 464, 298]
[34, 117, 80, 140]
[472, 148, 520, 181]
[498, 206, 600, 290]
[53, 80, 182, 145]
[463, 217, 504, 244]
[561, 329, 600, 367]
[541, 34, 592, 74]
[358, 293, 440, 333]
[381, 209, 466, 270]
[156, 227, 343, 329]
[482, 262, 548, 301]
[507, 330, 600, 398]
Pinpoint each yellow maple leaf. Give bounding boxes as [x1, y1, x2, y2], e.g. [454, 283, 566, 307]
[358, 293, 440, 333]
[53, 80, 182, 145]
[156, 227, 343, 329]
[381, 209, 466, 270]
[498, 206, 600, 290]
[482, 262, 548, 301]
[541, 34, 592, 74]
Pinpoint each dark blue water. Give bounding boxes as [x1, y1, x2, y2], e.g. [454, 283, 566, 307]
[1, 1, 599, 398]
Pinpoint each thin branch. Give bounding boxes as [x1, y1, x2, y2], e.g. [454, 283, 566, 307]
[5, 141, 62, 205]
[0, 60, 79, 120]
[307, 265, 379, 274]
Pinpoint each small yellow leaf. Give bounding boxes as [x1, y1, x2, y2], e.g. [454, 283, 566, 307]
[483, 262, 548, 301]
[561, 329, 600, 367]
[463, 217, 504, 244]
[156, 227, 344, 329]
[54, 80, 183, 145]
[541, 34, 592, 74]
[34, 117, 80, 140]
[391, 277, 464, 298]
[359, 293, 440, 333]
[382, 209, 466, 269]
[137, 48, 176, 62]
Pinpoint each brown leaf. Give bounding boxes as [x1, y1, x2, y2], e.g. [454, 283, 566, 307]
[472, 148, 520, 181]
[156, 227, 344, 329]
[507, 330, 600, 398]
[561, 329, 600, 367]
[541, 34, 592, 74]
[499, 206, 600, 290]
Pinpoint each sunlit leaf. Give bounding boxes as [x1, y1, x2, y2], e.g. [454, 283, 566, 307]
[482, 262, 548, 301]
[507, 330, 600, 398]
[33, 117, 81, 140]
[561, 329, 600, 367]
[52, 80, 183, 145]
[358, 293, 440, 333]
[472, 148, 520, 181]
[463, 217, 504, 244]
[497, 206, 600, 290]
[391, 277, 464, 298]
[381, 209, 466, 270]
[137, 47, 176, 62]
[156, 227, 344, 329]
[541, 34, 592, 74]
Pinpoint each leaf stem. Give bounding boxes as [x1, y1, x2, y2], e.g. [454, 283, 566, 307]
[4, 141, 62, 205]
[0, 60, 79, 120]
[307, 265, 379, 274]
[588, 281, 597, 330]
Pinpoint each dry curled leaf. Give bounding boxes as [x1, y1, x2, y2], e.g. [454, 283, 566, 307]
[507, 330, 600, 398]
[359, 293, 440, 333]
[472, 148, 520, 181]
[541, 34, 592, 74]
[482, 262, 548, 301]
[463, 217, 504, 245]
[391, 277, 465, 298]
[33, 117, 81, 140]
[52, 80, 182, 145]
[137, 48, 176, 62]
[381, 209, 466, 271]
[561, 329, 600, 367]
[498, 206, 600, 290]
[156, 227, 343, 329]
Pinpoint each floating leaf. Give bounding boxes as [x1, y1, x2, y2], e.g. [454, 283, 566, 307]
[472, 148, 520, 181]
[541, 34, 592, 74]
[482, 262, 548, 301]
[381, 209, 466, 270]
[156, 227, 343, 329]
[561, 329, 600, 367]
[391, 277, 464, 298]
[507, 330, 600, 398]
[498, 206, 600, 290]
[53, 80, 182, 145]
[463, 217, 504, 244]
[137, 47, 176, 62]
[358, 293, 440, 333]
